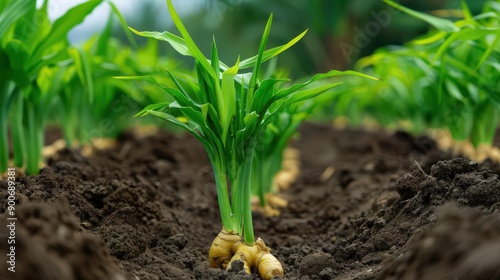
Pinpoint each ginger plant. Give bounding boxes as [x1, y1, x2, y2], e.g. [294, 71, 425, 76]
[0, 0, 103, 174]
[130, 0, 375, 278]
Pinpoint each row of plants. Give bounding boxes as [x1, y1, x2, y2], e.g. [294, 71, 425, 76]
[1, 1, 374, 277]
[2, 0, 497, 278]
[319, 0, 500, 150]
[0, 0, 183, 175]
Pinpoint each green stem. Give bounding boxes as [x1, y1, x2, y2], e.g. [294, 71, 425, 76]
[231, 164, 244, 235]
[252, 153, 267, 206]
[37, 108, 45, 164]
[0, 110, 8, 173]
[231, 144, 257, 244]
[261, 157, 274, 205]
[61, 102, 73, 146]
[10, 90, 25, 168]
[211, 158, 234, 233]
[59, 89, 76, 147]
[63, 116, 76, 147]
[24, 102, 40, 175]
[241, 150, 255, 245]
[0, 82, 15, 173]
[470, 102, 499, 147]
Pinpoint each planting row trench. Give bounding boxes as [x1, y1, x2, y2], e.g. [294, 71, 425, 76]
[1, 122, 500, 279]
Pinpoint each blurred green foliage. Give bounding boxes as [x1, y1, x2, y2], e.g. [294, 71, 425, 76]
[312, 0, 500, 147]
[120, 0, 487, 78]
[0, 0, 182, 174]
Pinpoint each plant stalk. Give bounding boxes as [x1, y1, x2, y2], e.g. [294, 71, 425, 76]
[0, 82, 15, 173]
[0, 110, 8, 173]
[242, 152, 255, 245]
[211, 159, 235, 233]
[10, 90, 25, 168]
[24, 101, 40, 175]
[231, 144, 256, 244]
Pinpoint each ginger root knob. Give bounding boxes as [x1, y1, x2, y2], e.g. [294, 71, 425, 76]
[208, 229, 242, 269]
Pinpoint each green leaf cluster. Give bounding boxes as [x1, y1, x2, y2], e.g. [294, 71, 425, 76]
[134, 0, 375, 244]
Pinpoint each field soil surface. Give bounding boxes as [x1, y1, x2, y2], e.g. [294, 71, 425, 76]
[1, 123, 500, 280]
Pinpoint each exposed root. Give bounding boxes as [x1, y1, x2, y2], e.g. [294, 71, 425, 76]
[209, 231, 284, 279]
[252, 194, 288, 216]
[226, 242, 255, 274]
[0, 163, 25, 179]
[320, 165, 335, 182]
[81, 138, 117, 157]
[273, 147, 300, 190]
[332, 116, 348, 129]
[430, 129, 500, 163]
[41, 139, 67, 159]
[208, 229, 242, 269]
[251, 146, 297, 217]
[131, 125, 159, 139]
[227, 238, 284, 280]
[257, 250, 283, 280]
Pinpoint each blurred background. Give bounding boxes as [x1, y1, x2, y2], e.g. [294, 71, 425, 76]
[40, 0, 488, 77]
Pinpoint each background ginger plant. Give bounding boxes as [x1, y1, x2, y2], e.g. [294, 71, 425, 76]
[315, 0, 500, 150]
[0, 0, 183, 175]
[0, 0, 103, 175]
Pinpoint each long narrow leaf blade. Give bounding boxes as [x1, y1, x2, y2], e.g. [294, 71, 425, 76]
[0, 0, 33, 39]
[220, 59, 239, 142]
[238, 29, 308, 70]
[166, 0, 216, 79]
[107, 1, 138, 49]
[383, 0, 459, 32]
[128, 28, 191, 56]
[31, 0, 103, 60]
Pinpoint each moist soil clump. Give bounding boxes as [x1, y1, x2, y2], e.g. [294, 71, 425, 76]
[1, 123, 499, 279]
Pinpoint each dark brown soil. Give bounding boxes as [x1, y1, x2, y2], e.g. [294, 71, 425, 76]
[1, 123, 500, 280]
